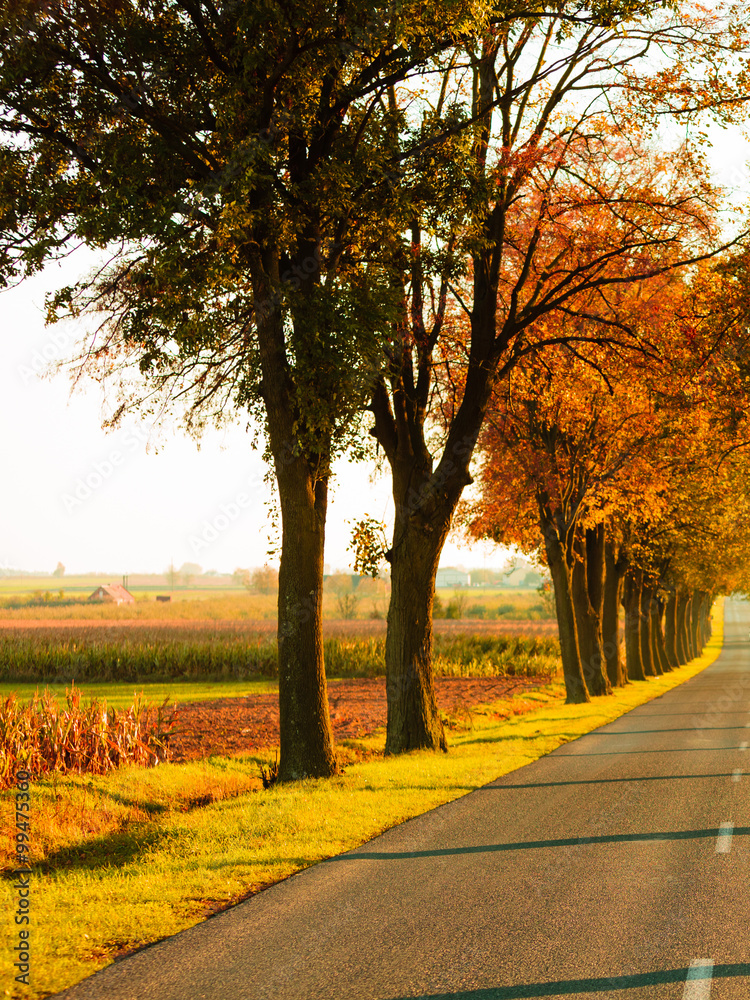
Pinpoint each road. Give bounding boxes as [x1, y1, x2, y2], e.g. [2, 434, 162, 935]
[57, 598, 750, 1000]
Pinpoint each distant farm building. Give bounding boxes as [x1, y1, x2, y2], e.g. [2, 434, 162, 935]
[436, 567, 471, 588]
[88, 584, 135, 605]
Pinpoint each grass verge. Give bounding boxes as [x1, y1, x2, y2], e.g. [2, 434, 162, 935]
[0, 602, 724, 999]
[0, 679, 278, 710]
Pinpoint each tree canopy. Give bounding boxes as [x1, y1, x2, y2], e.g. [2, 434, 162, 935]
[463, 250, 750, 699]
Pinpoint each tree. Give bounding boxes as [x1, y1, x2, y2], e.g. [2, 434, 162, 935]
[465, 337, 664, 700]
[3, 2, 748, 771]
[52, 562, 65, 578]
[0, 0, 490, 781]
[467, 241, 750, 697]
[463, 246, 742, 698]
[612, 245, 750, 677]
[250, 565, 279, 595]
[232, 568, 251, 587]
[179, 561, 202, 585]
[370, 3, 750, 743]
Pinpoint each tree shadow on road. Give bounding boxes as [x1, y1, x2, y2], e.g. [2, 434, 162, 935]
[322, 826, 750, 861]
[384, 963, 750, 998]
[475, 772, 742, 790]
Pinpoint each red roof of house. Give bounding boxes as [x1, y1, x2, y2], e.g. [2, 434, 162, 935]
[89, 584, 135, 603]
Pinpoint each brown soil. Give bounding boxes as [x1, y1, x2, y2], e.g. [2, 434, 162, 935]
[164, 675, 552, 764]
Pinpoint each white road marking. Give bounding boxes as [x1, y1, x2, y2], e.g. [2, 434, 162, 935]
[745, 721, 750, 728]
[683, 958, 714, 999]
[740, 741, 749, 751]
[715, 822, 734, 854]
[732, 769, 743, 782]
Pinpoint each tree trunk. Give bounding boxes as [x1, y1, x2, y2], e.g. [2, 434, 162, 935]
[370, 318, 498, 754]
[651, 595, 671, 673]
[385, 517, 448, 754]
[571, 527, 610, 696]
[701, 594, 713, 644]
[623, 570, 646, 681]
[675, 590, 692, 664]
[603, 536, 627, 687]
[684, 590, 698, 659]
[253, 253, 338, 782]
[537, 506, 589, 703]
[663, 591, 680, 669]
[691, 590, 707, 656]
[547, 538, 590, 704]
[276, 464, 338, 780]
[648, 597, 661, 674]
[639, 583, 658, 676]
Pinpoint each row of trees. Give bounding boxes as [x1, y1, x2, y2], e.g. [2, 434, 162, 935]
[1, 1, 749, 778]
[465, 257, 750, 701]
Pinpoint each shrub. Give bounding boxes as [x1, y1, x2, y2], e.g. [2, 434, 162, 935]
[250, 566, 278, 594]
[322, 638, 383, 676]
[432, 634, 560, 678]
[0, 628, 280, 683]
[445, 593, 468, 619]
[336, 594, 360, 619]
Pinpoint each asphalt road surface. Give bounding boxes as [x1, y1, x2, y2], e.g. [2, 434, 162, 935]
[56, 598, 750, 1000]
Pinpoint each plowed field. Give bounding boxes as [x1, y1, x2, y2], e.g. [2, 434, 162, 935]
[165, 674, 553, 763]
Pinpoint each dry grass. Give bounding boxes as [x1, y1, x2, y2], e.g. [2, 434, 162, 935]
[0, 685, 174, 789]
[0, 586, 548, 623]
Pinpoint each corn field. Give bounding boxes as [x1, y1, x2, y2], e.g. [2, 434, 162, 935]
[0, 627, 277, 682]
[325, 634, 560, 679]
[0, 627, 560, 683]
[0, 685, 175, 789]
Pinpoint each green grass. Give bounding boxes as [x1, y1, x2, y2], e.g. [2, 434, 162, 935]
[0, 601, 724, 999]
[0, 679, 278, 710]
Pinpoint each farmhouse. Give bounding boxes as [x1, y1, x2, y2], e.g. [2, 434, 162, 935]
[435, 567, 471, 588]
[88, 584, 135, 605]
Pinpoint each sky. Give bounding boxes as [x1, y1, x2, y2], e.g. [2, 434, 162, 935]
[2, 121, 750, 577]
[1, 253, 502, 576]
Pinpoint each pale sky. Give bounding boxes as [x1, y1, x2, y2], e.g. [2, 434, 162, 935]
[2, 120, 749, 577]
[1, 253, 500, 576]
